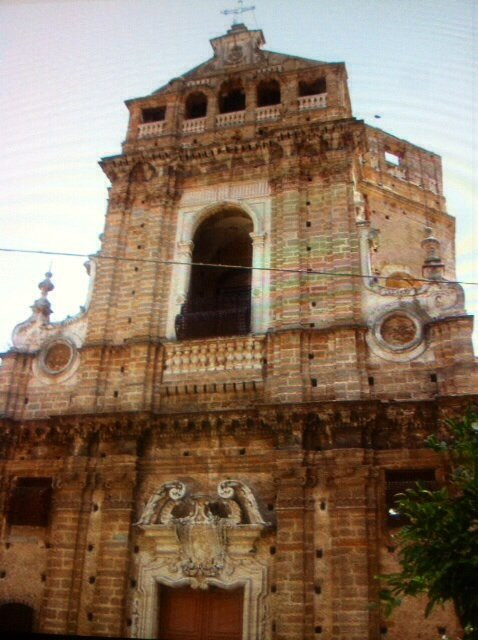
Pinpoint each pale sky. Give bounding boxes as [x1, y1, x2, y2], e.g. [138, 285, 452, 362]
[0, 0, 476, 351]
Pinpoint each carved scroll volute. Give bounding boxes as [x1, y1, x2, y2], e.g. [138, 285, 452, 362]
[217, 479, 266, 525]
[136, 481, 186, 526]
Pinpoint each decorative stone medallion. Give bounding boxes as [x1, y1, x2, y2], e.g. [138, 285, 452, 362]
[380, 313, 417, 347]
[367, 307, 427, 362]
[39, 339, 76, 376]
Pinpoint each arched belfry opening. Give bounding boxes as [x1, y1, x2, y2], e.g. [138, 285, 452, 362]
[257, 79, 281, 106]
[185, 91, 208, 119]
[175, 207, 253, 340]
[218, 79, 246, 113]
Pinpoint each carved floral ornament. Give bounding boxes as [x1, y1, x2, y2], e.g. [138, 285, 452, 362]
[136, 480, 270, 587]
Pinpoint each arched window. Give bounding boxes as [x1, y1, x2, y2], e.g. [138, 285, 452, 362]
[185, 92, 208, 119]
[0, 603, 34, 633]
[175, 208, 253, 340]
[218, 79, 246, 113]
[298, 76, 326, 97]
[257, 79, 281, 107]
[142, 106, 166, 122]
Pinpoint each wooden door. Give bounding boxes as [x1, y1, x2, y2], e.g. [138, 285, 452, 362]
[158, 584, 243, 640]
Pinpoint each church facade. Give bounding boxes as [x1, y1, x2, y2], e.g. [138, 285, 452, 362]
[0, 24, 476, 640]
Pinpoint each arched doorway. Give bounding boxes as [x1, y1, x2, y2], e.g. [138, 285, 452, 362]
[175, 208, 253, 340]
[0, 602, 34, 633]
[158, 584, 243, 640]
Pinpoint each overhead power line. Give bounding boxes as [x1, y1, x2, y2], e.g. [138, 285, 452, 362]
[0, 246, 476, 287]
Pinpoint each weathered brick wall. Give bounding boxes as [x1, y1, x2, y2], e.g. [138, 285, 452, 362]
[0, 24, 476, 640]
[1, 399, 475, 638]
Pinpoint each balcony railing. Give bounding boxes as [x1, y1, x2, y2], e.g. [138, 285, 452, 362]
[138, 121, 166, 138]
[255, 105, 281, 121]
[298, 93, 327, 111]
[183, 117, 206, 133]
[216, 111, 246, 128]
[175, 305, 251, 341]
[163, 335, 265, 378]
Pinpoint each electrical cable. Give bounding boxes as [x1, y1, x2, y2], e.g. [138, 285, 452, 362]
[0, 246, 476, 287]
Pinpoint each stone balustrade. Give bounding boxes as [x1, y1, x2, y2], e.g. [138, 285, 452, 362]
[183, 117, 206, 133]
[297, 93, 327, 111]
[216, 111, 246, 128]
[163, 335, 265, 379]
[138, 121, 166, 138]
[255, 105, 281, 121]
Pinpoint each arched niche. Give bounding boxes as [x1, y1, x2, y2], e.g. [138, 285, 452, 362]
[298, 76, 326, 97]
[166, 199, 271, 340]
[185, 91, 208, 119]
[176, 207, 253, 340]
[218, 79, 246, 113]
[257, 79, 281, 107]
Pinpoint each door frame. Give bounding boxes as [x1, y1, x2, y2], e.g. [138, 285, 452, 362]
[133, 558, 269, 640]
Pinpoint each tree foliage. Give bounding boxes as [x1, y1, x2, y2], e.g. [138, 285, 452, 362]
[380, 411, 478, 638]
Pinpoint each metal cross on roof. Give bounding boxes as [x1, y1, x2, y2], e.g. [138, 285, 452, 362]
[221, 0, 255, 25]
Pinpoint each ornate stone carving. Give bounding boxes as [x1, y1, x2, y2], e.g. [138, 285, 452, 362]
[380, 313, 417, 346]
[40, 339, 75, 375]
[137, 480, 269, 585]
[366, 305, 428, 362]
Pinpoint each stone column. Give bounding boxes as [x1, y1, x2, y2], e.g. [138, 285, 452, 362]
[250, 232, 267, 333]
[328, 452, 378, 640]
[356, 219, 373, 280]
[39, 461, 89, 634]
[89, 459, 137, 638]
[166, 240, 194, 338]
[274, 465, 307, 640]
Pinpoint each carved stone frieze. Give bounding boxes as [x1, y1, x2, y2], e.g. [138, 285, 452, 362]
[1, 397, 476, 461]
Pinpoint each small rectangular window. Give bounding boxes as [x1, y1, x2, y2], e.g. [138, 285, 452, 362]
[384, 150, 401, 166]
[8, 477, 52, 527]
[385, 469, 437, 529]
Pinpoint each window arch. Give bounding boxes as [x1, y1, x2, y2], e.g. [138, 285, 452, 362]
[185, 92, 208, 119]
[175, 207, 253, 340]
[218, 79, 246, 113]
[0, 603, 34, 633]
[142, 106, 166, 122]
[298, 76, 326, 96]
[257, 79, 281, 107]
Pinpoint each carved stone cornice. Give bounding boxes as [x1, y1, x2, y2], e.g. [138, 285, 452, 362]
[103, 118, 365, 178]
[0, 396, 476, 457]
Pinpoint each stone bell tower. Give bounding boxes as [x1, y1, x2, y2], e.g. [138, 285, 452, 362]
[0, 22, 476, 640]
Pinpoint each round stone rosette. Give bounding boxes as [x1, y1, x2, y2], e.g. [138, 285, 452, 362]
[367, 307, 426, 362]
[35, 338, 79, 382]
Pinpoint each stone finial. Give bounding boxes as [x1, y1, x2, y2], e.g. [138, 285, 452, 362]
[32, 271, 54, 320]
[421, 228, 444, 280]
